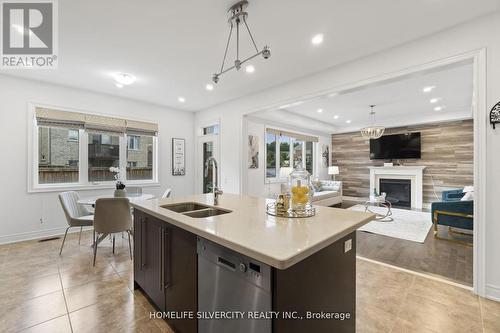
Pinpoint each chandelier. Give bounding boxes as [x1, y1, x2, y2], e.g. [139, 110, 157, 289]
[360, 105, 385, 139]
[212, 0, 271, 84]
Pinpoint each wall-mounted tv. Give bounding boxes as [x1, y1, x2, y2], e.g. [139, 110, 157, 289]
[370, 132, 421, 160]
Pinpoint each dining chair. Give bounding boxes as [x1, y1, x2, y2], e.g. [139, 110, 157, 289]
[162, 188, 172, 198]
[58, 191, 94, 255]
[92, 198, 133, 266]
[126, 186, 143, 196]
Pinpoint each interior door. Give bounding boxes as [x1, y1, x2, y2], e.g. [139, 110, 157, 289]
[197, 134, 219, 194]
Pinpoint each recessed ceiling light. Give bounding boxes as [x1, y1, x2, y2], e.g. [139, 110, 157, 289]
[311, 33, 324, 45]
[245, 65, 255, 73]
[205, 84, 214, 91]
[333, 115, 339, 119]
[345, 120, 352, 124]
[111, 72, 136, 86]
[434, 106, 445, 111]
[317, 108, 323, 113]
[115, 83, 123, 88]
[430, 97, 441, 104]
[422, 86, 436, 93]
[178, 96, 186, 103]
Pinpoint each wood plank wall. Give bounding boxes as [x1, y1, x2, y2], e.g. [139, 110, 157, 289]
[331, 120, 473, 204]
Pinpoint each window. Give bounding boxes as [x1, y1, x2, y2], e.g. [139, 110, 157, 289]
[279, 136, 291, 167]
[266, 132, 276, 178]
[305, 142, 313, 174]
[265, 128, 318, 181]
[203, 124, 219, 135]
[68, 129, 79, 142]
[88, 133, 120, 182]
[127, 135, 153, 180]
[101, 134, 112, 145]
[32, 106, 159, 190]
[38, 127, 79, 184]
[127, 135, 140, 150]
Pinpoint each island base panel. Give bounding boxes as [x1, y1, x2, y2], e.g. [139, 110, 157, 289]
[273, 232, 356, 333]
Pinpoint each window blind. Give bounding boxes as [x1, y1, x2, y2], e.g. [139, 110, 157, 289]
[266, 128, 319, 143]
[84, 114, 126, 135]
[126, 119, 159, 136]
[35, 107, 85, 129]
[35, 107, 158, 136]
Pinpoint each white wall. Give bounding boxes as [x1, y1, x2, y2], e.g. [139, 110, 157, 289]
[243, 116, 331, 198]
[195, 12, 500, 300]
[0, 75, 195, 244]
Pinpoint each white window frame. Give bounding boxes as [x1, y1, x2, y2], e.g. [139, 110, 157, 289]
[264, 126, 318, 183]
[28, 103, 160, 192]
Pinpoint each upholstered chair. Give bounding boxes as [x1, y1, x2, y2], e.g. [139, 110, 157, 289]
[58, 191, 94, 255]
[92, 198, 133, 266]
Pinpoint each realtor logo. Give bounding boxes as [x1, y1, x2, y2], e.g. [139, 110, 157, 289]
[1, 0, 58, 68]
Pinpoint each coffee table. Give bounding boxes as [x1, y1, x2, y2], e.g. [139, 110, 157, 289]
[364, 196, 394, 222]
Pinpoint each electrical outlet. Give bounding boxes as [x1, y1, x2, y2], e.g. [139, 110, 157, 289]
[39, 218, 44, 224]
[344, 239, 352, 253]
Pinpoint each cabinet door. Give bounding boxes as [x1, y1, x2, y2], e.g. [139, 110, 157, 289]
[165, 227, 198, 333]
[133, 210, 146, 289]
[144, 219, 166, 311]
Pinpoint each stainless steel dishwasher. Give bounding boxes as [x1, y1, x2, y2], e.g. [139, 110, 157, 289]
[197, 237, 272, 333]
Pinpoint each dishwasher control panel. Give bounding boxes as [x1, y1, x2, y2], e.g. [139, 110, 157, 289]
[197, 237, 271, 291]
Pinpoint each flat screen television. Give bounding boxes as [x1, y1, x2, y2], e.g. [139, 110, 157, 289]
[370, 132, 421, 160]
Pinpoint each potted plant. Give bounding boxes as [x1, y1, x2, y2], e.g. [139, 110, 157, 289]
[110, 167, 126, 197]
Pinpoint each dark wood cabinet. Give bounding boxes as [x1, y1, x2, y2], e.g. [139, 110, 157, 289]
[134, 210, 198, 333]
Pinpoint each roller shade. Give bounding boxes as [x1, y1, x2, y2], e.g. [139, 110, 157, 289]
[35, 107, 158, 137]
[84, 114, 126, 135]
[35, 107, 85, 129]
[266, 128, 319, 143]
[126, 119, 158, 136]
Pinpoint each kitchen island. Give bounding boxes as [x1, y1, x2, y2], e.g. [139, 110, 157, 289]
[131, 194, 374, 333]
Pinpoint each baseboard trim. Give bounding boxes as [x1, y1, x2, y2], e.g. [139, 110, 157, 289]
[357, 255, 473, 291]
[486, 284, 500, 302]
[0, 226, 93, 245]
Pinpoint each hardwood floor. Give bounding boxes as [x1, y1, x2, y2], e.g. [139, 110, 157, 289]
[339, 200, 473, 286]
[0, 233, 496, 333]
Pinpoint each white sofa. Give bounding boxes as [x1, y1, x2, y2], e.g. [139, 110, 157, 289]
[312, 180, 343, 207]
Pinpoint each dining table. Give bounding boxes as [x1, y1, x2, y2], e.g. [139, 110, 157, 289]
[78, 193, 155, 206]
[78, 193, 155, 246]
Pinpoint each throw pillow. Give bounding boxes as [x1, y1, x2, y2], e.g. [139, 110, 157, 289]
[311, 180, 322, 192]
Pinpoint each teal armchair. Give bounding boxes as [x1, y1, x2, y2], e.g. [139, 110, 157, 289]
[431, 189, 473, 245]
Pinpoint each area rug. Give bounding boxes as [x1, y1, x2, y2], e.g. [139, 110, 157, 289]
[348, 204, 432, 243]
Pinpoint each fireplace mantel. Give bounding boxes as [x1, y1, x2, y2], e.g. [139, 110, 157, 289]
[368, 166, 426, 209]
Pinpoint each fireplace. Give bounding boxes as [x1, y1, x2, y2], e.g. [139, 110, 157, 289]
[379, 178, 411, 208]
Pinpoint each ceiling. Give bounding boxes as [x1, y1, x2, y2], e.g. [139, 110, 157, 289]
[2, 0, 498, 111]
[250, 61, 473, 134]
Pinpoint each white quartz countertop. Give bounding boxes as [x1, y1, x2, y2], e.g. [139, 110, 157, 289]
[131, 194, 375, 270]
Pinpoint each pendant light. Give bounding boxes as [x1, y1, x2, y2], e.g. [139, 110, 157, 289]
[360, 105, 385, 139]
[212, 1, 271, 84]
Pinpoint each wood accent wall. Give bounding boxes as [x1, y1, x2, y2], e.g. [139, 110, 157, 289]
[331, 120, 473, 204]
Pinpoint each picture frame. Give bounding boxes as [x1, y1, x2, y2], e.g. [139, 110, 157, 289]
[172, 138, 185, 176]
[248, 135, 259, 169]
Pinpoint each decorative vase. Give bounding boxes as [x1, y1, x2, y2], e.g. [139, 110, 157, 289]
[114, 189, 127, 197]
[288, 165, 313, 212]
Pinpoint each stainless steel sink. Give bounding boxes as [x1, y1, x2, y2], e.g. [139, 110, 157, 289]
[161, 202, 232, 218]
[161, 202, 211, 213]
[182, 208, 232, 218]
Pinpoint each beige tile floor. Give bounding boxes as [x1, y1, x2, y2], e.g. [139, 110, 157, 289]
[0, 231, 498, 333]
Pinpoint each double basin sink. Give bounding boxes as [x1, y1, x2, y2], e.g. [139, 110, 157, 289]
[161, 202, 232, 218]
